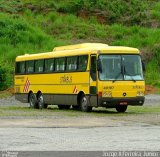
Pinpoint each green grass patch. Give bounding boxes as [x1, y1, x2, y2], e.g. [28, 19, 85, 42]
[0, 105, 159, 117]
[127, 106, 160, 113]
[0, 92, 12, 99]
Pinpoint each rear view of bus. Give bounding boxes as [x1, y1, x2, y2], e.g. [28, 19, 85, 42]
[97, 47, 145, 112]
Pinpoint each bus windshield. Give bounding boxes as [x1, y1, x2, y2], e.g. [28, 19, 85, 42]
[99, 54, 144, 81]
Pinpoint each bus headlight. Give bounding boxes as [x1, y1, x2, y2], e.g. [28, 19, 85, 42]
[103, 91, 112, 97]
[137, 91, 144, 96]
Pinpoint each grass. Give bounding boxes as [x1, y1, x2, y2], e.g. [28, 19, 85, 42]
[0, 92, 12, 99]
[0, 105, 159, 117]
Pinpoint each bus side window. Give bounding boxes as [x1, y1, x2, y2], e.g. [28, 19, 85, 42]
[45, 59, 54, 72]
[35, 60, 44, 73]
[26, 60, 34, 73]
[55, 58, 65, 72]
[66, 56, 77, 71]
[78, 55, 88, 71]
[90, 56, 96, 81]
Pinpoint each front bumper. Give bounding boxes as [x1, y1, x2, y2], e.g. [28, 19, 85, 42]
[98, 96, 145, 108]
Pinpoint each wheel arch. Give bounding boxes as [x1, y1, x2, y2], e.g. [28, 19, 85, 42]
[36, 90, 42, 98]
[28, 90, 33, 103]
[77, 91, 85, 106]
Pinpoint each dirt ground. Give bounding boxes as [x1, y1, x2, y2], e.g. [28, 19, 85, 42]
[145, 85, 160, 94]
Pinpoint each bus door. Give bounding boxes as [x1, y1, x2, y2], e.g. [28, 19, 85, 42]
[89, 55, 98, 106]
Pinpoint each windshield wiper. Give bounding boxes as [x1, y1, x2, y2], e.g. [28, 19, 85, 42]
[112, 72, 122, 83]
[124, 66, 136, 82]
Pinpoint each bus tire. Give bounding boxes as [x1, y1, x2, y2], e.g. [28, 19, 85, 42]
[37, 93, 45, 109]
[29, 93, 38, 109]
[80, 95, 92, 112]
[116, 105, 128, 113]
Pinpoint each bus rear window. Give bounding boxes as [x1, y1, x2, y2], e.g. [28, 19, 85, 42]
[16, 62, 25, 74]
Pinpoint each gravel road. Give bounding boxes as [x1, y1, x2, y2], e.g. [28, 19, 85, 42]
[0, 126, 160, 151]
[144, 94, 160, 106]
[0, 94, 160, 151]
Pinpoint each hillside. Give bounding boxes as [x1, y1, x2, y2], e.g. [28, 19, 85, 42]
[0, 0, 160, 90]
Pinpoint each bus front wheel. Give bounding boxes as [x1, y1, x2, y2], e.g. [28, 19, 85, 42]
[116, 105, 128, 113]
[29, 93, 38, 109]
[80, 95, 92, 112]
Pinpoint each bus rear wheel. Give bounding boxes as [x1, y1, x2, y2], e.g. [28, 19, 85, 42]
[29, 93, 38, 109]
[116, 105, 128, 113]
[37, 93, 45, 109]
[80, 95, 92, 112]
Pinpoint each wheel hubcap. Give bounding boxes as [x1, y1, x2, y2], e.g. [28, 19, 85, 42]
[30, 95, 35, 107]
[82, 97, 87, 109]
[38, 95, 43, 108]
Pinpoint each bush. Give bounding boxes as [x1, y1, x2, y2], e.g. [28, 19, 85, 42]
[57, 0, 84, 14]
[0, 59, 13, 91]
[57, 0, 149, 26]
[152, 44, 160, 66]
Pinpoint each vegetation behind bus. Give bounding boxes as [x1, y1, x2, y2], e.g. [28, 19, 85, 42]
[1, 0, 160, 90]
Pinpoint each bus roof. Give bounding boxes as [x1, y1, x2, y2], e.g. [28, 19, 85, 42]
[16, 43, 140, 61]
[53, 43, 109, 51]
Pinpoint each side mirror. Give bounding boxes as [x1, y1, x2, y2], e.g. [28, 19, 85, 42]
[142, 61, 145, 72]
[97, 59, 102, 73]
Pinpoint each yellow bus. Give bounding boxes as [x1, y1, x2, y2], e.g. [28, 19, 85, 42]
[15, 43, 145, 112]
